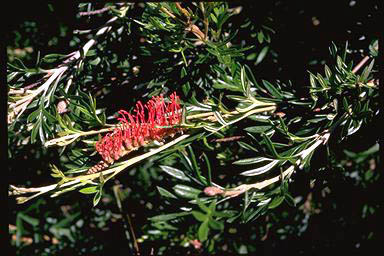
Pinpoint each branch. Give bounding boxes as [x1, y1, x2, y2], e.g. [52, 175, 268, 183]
[79, 6, 111, 16]
[352, 56, 370, 74]
[205, 132, 330, 198]
[11, 97, 277, 203]
[160, 4, 206, 42]
[113, 184, 140, 254]
[7, 6, 125, 124]
[10, 134, 191, 204]
[44, 127, 115, 147]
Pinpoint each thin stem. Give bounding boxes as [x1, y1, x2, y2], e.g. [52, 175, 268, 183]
[11, 134, 191, 203]
[113, 184, 139, 254]
[199, 2, 209, 40]
[12, 100, 276, 203]
[79, 6, 111, 16]
[8, 10, 122, 124]
[45, 101, 276, 147]
[222, 132, 330, 198]
[44, 127, 115, 147]
[352, 56, 370, 74]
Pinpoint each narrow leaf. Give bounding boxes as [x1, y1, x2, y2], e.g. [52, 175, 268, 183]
[198, 219, 210, 241]
[233, 157, 273, 165]
[157, 186, 177, 199]
[240, 160, 280, 176]
[160, 165, 191, 181]
[173, 184, 201, 199]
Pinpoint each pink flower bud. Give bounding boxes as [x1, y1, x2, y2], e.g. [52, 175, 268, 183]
[190, 239, 202, 250]
[204, 186, 224, 196]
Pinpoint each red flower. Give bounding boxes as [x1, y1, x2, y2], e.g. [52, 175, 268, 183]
[95, 92, 182, 164]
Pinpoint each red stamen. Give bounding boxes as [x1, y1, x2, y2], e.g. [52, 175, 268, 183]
[94, 92, 182, 163]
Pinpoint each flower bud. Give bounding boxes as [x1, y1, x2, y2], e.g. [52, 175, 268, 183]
[204, 186, 224, 196]
[190, 239, 202, 250]
[57, 100, 69, 114]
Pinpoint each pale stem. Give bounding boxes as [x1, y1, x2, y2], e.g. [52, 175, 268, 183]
[352, 56, 370, 74]
[12, 134, 191, 203]
[222, 132, 330, 198]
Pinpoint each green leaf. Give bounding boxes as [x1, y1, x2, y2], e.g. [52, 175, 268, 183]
[213, 80, 243, 92]
[268, 196, 285, 209]
[157, 186, 177, 199]
[18, 213, 39, 226]
[30, 120, 41, 144]
[262, 133, 280, 158]
[244, 205, 267, 222]
[149, 211, 191, 222]
[198, 219, 210, 241]
[246, 52, 257, 61]
[244, 125, 272, 134]
[27, 109, 40, 123]
[316, 74, 328, 88]
[324, 65, 332, 79]
[284, 193, 296, 207]
[309, 73, 317, 88]
[243, 65, 265, 92]
[196, 197, 211, 213]
[240, 160, 280, 176]
[364, 170, 374, 181]
[361, 59, 374, 81]
[257, 30, 264, 44]
[262, 80, 283, 99]
[210, 13, 218, 23]
[42, 108, 56, 123]
[336, 56, 346, 70]
[192, 211, 208, 222]
[160, 165, 191, 181]
[89, 57, 101, 66]
[342, 41, 348, 61]
[255, 46, 269, 65]
[202, 153, 212, 186]
[173, 184, 201, 199]
[212, 210, 236, 218]
[93, 190, 102, 207]
[233, 157, 273, 165]
[343, 96, 349, 111]
[79, 186, 98, 194]
[187, 146, 206, 185]
[237, 141, 259, 152]
[208, 219, 224, 230]
[42, 53, 68, 63]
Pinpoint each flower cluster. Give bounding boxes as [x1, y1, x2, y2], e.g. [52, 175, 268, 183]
[94, 92, 182, 165]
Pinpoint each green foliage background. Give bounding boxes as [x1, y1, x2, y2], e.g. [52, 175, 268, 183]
[8, 1, 380, 255]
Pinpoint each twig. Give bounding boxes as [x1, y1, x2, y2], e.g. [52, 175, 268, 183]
[113, 184, 139, 254]
[11, 100, 276, 203]
[10, 134, 191, 204]
[160, 4, 206, 42]
[8, 8, 123, 124]
[44, 127, 115, 147]
[212, 136, 244, 143]
[352, 56, 370, 74]
[24, 76, 48, 90]
[221, 132, 330, 198]
[79, 6, 111, 16]
[175, 2, 190, 19]
[199, 3, 209, 40]
[160, 6, 177, 19]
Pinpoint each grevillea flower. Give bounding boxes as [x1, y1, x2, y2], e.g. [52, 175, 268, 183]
[93, 92, 182, 166]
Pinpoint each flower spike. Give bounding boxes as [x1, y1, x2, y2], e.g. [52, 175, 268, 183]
[88, 92, 183, 174]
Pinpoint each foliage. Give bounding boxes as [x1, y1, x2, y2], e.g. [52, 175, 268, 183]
[8, 2, 379, 255]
